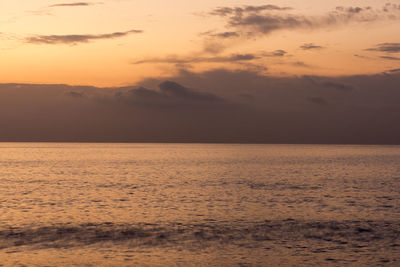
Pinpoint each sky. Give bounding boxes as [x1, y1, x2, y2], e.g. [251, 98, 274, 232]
[1, 0, 400, 86]
[0, 1, 400, 143]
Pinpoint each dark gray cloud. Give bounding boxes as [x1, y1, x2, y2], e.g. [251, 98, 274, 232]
[49, 2, 99, 7]
[367, 43, 400, 53]
[1, 70, 400, 144]
[25, 29, 142, 45]
[300, 43, 324, 50]
[209, 5, 400, 37]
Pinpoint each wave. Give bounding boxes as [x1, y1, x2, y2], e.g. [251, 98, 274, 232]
[0, 219, 399, 250]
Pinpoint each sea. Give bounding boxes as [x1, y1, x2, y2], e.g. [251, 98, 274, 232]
[0, 143, 399, 266]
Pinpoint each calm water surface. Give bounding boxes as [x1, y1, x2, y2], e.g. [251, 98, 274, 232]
[0, 143, 399, 266]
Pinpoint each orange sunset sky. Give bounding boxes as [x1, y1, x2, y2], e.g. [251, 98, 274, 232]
[1, 0, 400, 86]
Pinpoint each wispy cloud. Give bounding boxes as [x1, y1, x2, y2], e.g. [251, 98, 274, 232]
[200, 31, 239, 39]
[262, 50, 287, 57]
[208, 4, 400, 38]
[210, 5, 292, 17]
[354, 54, 370, 59]
[25, 29, 142, 45]
[49, 2, 99, 7]
[132, 50, 288, 65]
[132, 53, 259, 65]
[380, 55, 400, 60]
[386, 68, 400, 73]
[291, 61, 312, 68]
[300, 43, 324, 50]
[367, 43, 400, 53]
[28, 2, 102, 16]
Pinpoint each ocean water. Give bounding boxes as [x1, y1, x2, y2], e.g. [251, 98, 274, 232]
[0, 143, 399, 266]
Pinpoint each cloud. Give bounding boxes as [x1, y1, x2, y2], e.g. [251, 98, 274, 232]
[262, 50, 287, 57]
[291, 61, 311, 68]
[380, 55, 400, 60]
[300, 43, 324, 50]
[210, 5, 292, 17]
[322, 81, 355, 91]
[354, 54, 370, 59]
[383, 3, 400, 12]
[1, 70, 400, 143]
[209, 5, 400, 37]
[304, 77, 355, 91]
[116, 81, 223, 107]
[49, 2, 99, 7]
[335, 6, 366, 14]
[132, 53, 259, 65]
[25, 29, 142, 45]
[159, 81, 222, 102]
[132, 50, 288, 67]
[202, 31, 240, 39]
[386, 68, 400, 73]
[307, 96, 327, 105]
[202, 42, 227, 54]
[367, 43, 400, 53]
[28, 2, 102, 17]
[214, 32, 239, 38]
[65, 91, 85, 98]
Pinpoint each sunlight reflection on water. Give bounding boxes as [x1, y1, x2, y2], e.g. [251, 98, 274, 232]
[0, 143, 399, 266]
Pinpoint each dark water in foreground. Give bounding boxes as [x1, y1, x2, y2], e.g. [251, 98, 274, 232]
[0, 143, 399, 266]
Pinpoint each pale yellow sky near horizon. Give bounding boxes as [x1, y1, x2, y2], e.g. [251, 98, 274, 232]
[1, 0, 400, 86]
